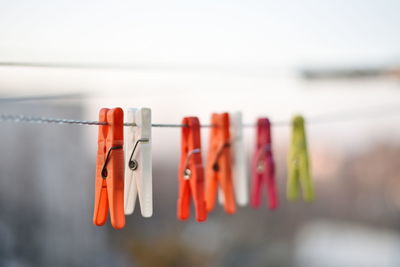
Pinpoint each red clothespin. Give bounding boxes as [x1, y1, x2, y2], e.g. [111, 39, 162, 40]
[178, 117, 207, 222]
[93, 108, 125, 229]
[206, 113, 236, 214]
[250, 118, 278, 210]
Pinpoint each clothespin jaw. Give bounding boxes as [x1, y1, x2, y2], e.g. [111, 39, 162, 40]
[93, 108, 125, 229]
[124, 108, 153, 217]
[287, 115, 314, 202]
[250, 118, 278, 210]
[178, 117, 207, 222]
[206, 113, 236, 214]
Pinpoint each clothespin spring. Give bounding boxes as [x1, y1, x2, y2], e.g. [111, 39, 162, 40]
[255, 144, 271, 173]
[101, 146, 123, 178]
[212, 143, 230, 172]
[183, 148, 201, 179]
[128, 139, 150, 170]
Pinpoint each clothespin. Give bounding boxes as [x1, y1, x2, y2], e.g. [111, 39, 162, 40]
[206, 113, 236, 214]
[219, 112, 248, 206]
[93, 108, 125, 229]
[231, 112, 248, 206]
[287, 115, 314, 202]
[178, 117, 207, 222]
[251, 118, 278, 210]
[124, 108, 153, 217]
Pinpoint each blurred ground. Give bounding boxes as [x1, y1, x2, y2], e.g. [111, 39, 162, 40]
[1, 100, 400, 266]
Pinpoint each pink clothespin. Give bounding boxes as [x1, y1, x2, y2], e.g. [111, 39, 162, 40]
[250, 118, 278, 210]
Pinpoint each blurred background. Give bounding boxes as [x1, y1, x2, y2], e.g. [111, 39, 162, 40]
[1, 0, 400, 266]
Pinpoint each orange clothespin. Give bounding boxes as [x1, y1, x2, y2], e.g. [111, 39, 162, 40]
[206, 113, 236, 214]
[178, 117, 207, 222]
[93, 108, 125, 229]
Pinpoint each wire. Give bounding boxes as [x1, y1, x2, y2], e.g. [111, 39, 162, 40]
[0, 62, 146, 70]
[0, 103, 399, 128]
[0, 114, 106, 126]
[0, 61, 282, 73]
[0, 114, 215, 127]
[0, 61, 249, 71]
[0, 93, 85, 103]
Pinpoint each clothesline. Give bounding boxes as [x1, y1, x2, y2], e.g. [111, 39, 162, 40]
[0, 61, 278, 71]
[0, 93, 84, 103]
[0, 61, 230, 70]
[0, 102, 400, 128]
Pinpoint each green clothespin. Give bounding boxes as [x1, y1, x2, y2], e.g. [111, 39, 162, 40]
[287, 115, 314, 202]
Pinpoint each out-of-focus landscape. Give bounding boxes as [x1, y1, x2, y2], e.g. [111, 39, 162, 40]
[1, 1, 400, 266]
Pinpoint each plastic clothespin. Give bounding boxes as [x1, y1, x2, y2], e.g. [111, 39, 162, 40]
[93, 108, 125, 229]
[231, 112, 248, 206]
[219, 112, 248, 207]
[124, 108, 153, 217]
[177, 117, 207, 222]
[251, 118, 278, 210]
[206, 113, 236, 214]
[287, 115, 314, 202]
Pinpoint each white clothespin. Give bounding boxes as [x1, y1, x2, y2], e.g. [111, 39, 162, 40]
[124, 108, 153, 217]
[218, 111, 248, 206]
[230, 111, 248, 206]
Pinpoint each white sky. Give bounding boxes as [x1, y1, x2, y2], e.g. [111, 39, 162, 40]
[0, 0, 399, 65]
[0, 0, 399, 152]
